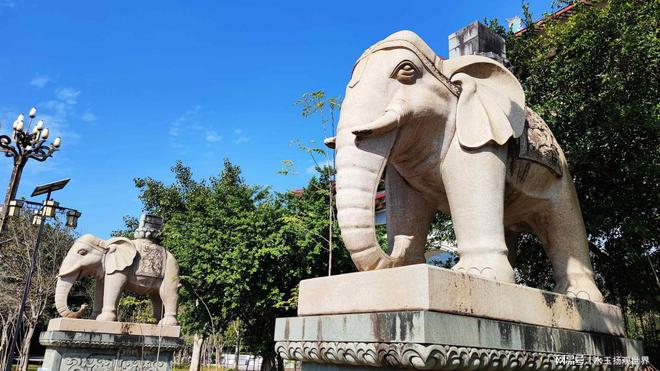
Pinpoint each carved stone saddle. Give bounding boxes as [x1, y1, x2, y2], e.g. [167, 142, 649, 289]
[133, 239, 166, 279]
[515, 108, 563, 177]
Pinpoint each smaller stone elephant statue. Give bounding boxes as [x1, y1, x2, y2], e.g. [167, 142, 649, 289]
[55, 233, 180, 325]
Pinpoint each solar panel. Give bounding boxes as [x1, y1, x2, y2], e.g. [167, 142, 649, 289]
[31, 178, 70, 197]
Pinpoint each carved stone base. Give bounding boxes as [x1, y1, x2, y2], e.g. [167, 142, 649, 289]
[39, 319, 183, 371]
[274, 311, 646, 370]
[277, 269, 648, 369]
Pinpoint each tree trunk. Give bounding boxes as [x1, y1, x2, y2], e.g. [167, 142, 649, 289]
[201, 340, 207, 368]
[189, 333, 205, 371]
[260, 356, 274, 371]
[276, 354, 285, 371]
[215, 340, 224, 371]
[0, 317, 11, 368]
[234, 330, 241, 371]
[18, 322, 36, 371]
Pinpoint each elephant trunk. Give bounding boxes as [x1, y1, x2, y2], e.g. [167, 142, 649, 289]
[335, 110, 410, 271]
[55, 274, 87, 318]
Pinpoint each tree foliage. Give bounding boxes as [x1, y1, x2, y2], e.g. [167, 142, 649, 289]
[128, 159, 354, 367]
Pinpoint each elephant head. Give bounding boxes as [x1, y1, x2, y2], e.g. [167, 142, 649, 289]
[332, 30, 525, 271]
[55, 234, 136, 318]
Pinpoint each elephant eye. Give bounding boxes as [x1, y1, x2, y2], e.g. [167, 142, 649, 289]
[77, 249, 87, 256]
[390, 60, 419, 84]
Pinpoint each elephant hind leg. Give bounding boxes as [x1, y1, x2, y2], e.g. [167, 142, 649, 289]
[531, 180, 603, 302]
[158, 252, 180, 326]
[505, 231, 520, 266]
[150, 293, 163, 321]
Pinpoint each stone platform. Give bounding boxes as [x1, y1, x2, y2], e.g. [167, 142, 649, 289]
[297, 264, 624, 335]
[275, 265, 647, 370]
[40, 318, 183, 371]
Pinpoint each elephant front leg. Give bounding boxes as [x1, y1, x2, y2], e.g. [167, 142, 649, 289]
[90, 279, 104, 319]
[385, 164, 435, 265]
[442, 139, 515, 283]
[96, 273, 128, 322]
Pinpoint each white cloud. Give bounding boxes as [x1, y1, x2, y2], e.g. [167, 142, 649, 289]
[205, 131, 222, 143]
[36, 87, 85, 143]
[169, 105, 229, 153]
[30, 75, 50, 88]
[169, 105, 201, 138]
[23, 157, 71, 177]
[233, 129, 250, 144]
[43, 100, 66, 115]
[81, 111, 98, 123]
[0, 84, 95, 149]
[37, 112, 78, 143]
[55, 88, 80, 105]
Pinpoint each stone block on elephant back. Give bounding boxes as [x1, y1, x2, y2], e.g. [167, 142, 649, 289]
[40, 318, 182, 371]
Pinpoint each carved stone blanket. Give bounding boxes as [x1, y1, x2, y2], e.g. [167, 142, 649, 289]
[517, 108, 563, 177]
[133, 240, 166, 279]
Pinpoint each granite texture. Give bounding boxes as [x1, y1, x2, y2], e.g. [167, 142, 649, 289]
[297, 264, 623, 335]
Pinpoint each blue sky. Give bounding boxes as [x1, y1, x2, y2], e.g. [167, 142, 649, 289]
[0, 0, 554, 237]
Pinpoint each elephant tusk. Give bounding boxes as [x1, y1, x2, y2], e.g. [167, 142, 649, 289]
[351, 110, 400, 138]
[391, 235, 414, 262]
[324, 136, 336, 149]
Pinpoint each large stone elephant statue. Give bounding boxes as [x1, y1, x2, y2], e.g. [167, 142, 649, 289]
[55, 234, 179, 325]
[327, 30, 603, 302]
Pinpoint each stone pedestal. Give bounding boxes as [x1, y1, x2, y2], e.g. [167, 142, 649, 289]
[274, 264, 647, 370]
[39, 318, 183, 371]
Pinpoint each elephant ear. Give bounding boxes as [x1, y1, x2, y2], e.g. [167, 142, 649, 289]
[442, 55, 526, 149]
[104, 237, 137, 275]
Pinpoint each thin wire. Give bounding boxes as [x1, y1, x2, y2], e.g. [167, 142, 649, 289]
[155, 300, 164, 367]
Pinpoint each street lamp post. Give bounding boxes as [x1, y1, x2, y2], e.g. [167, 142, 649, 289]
[0, 107, 61, 232]
[2, 179, 80, 371]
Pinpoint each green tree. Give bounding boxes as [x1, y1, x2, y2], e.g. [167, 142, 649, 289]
[127, 159, 355, 371]
[281, 90, 343, 275]
[223, 166, 356, 371]
[280, 169, 354, 274]
[131, 160, 272, 366]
